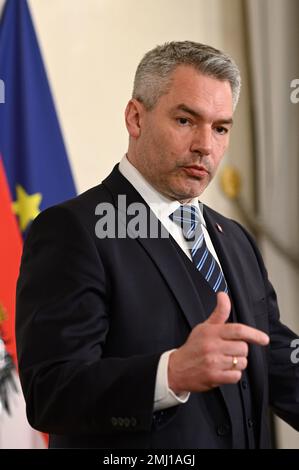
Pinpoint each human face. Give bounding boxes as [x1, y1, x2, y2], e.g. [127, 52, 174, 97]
[127, 65, 234, 202]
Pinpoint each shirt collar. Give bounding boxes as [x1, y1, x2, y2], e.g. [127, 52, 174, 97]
[118, 154, 206, 226]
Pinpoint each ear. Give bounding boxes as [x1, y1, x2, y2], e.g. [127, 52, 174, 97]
[125, 99, 145, 139]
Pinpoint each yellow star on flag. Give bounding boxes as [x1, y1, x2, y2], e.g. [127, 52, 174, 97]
[12, 185, 42, 232]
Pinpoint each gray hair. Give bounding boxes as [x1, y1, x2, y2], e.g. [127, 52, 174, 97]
[132, 41, 241, 111]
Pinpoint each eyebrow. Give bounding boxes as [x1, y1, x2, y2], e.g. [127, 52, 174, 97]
[175, 104, 234, 126]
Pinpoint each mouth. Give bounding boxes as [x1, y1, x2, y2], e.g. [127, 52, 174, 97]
[182, 165, 210, 178]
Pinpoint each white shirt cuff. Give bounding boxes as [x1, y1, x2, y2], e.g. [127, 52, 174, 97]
[154, 349, 190, 411]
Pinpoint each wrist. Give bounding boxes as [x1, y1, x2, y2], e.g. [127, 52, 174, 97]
[168, 349, 184, 395]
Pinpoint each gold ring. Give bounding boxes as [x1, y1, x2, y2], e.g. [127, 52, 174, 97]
[232, 356, 238, 368]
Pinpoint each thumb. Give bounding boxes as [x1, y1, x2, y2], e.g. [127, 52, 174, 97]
[207, 292, 231, 324]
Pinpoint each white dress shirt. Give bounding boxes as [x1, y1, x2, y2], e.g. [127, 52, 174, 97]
[118, 154, 223, 411]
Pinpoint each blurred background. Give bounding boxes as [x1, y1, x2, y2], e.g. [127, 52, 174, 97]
[0, 0, 298, 449]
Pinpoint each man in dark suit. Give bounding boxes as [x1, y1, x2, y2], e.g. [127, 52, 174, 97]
[16, 41, 299, 448]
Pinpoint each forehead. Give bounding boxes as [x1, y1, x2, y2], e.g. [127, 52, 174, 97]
[158, 65, 233, 115]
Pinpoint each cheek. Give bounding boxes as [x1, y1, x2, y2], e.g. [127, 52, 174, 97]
[150, 133, 176, 168]
[158, 126, 189, 153]
[213, 137, 229, 160]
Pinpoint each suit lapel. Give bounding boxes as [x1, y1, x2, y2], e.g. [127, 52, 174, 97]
[103, 165, 213, 329]
[139, 235, 216, 328]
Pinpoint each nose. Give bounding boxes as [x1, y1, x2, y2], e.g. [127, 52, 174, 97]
[190, 125, 212, 156]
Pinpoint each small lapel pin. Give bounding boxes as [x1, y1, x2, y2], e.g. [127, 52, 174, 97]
[216, 223, 223, 233]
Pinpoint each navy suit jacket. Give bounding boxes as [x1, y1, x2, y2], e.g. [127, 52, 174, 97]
[16, 164, 299, 448]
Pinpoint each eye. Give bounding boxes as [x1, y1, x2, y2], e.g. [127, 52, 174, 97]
[177, 117, 191, 126]
[215, 126, 229, 135]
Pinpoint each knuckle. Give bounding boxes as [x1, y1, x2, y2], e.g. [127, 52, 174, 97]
[201, 342, 213, 356]
[232, 371, 242, 383]
[234, 324, 243, 338]
[207, 370, 219, 386]
[242, 342, 249, 357]
[238, 341, 248, 357]
[241, 357, 248, 369]
[204, 354, 217, 367]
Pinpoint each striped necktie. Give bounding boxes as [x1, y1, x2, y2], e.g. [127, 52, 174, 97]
[169, 205, 228, 294]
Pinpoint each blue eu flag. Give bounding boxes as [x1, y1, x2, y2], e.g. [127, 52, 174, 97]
[0, 0, 76, 237]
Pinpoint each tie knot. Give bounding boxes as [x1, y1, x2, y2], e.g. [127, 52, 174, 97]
[169, 205, 201, 240]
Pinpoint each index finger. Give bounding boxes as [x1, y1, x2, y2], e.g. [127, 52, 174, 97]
[221, 323, 270, 346]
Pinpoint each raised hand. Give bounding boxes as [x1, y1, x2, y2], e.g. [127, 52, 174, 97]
[168, 292, 269, 393]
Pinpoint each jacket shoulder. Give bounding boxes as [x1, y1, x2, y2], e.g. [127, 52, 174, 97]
[203, 205, 242, 231]
[24, 182, 112, 247]
[204, 204, 267, 273]
[203, 204, 261, 250]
